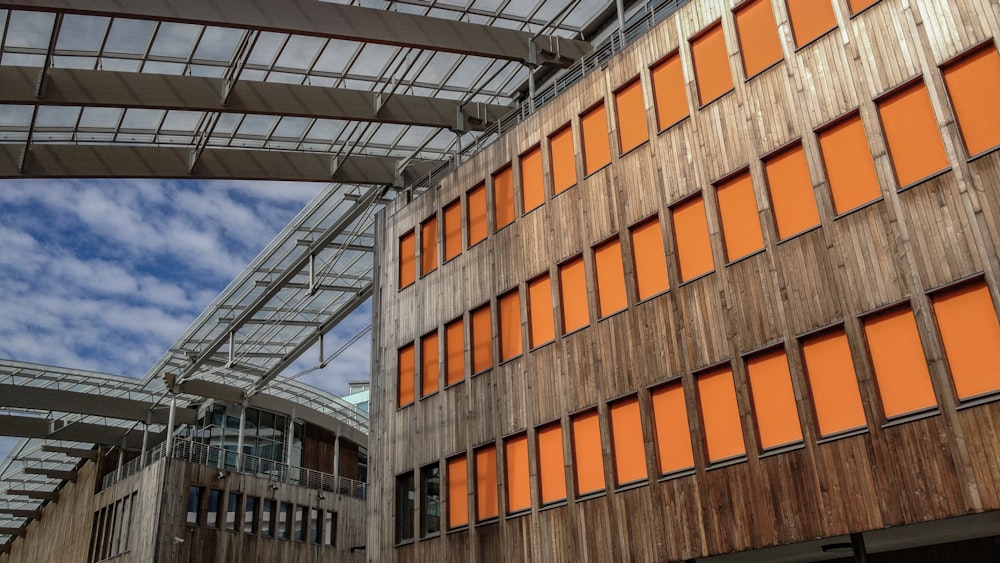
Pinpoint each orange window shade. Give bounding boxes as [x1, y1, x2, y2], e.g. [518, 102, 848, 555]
[691, 22, 733, 106]
[446, 456, 468, 528]
[734, 0, 782, 78]
[397, 344, 415, 407]
[493, 165, 516, 231]
[650, 382, 695, 473]
[863, 307, 937, 417]
[651, 52, 688, 130]
[558, 256, 589, 333]
[672, 195, 715, 282]
[818, 114, 881, 214]
[696, 366, 745, 462]
[520, 146, 545, 214]
[474, 446, 498, 521]
[498, 290, 523, 361]
[549, 125, 577, 195]
[571, 410, 605, 495]
[445, 318, 465, 386]
[504, 434, 530, 513]
[609, 397, 647, 485]
[615, 79, 648, 154]
[594, 238, 628, 318]
[470, 305, 492, 374]
[878, 81, 949, 187]
[399, 230, 415, 289]
[581, 103, 612, 175]
[716, 172, 765, 261]
[785, 0, 836, 47]
[630, 218, 670, 299]
[467, 183, 488, 247]
[536, 423, 567, 504]
[420, 217, 437, 276]
[746, 348, 803, 449]
[801, 328, 867, 436]
[848, 0, 879, 13]
[943, 45, 1000, 157]
[764, 142, 820, 239]
[420, 331, 439, 397]
[527, 275, 555, 348]
[442, 200, 462, 261]
[932, 281, 1000, 399]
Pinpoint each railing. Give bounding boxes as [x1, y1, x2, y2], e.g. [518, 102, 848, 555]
[101, 438, 366, 500]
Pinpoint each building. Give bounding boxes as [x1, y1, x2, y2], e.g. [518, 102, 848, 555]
[370, 0, 1000, 561]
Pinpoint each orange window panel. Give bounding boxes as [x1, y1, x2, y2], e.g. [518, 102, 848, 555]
[848, 0, 879, 13]
[650, 382, 695, 474]
[716, 171, 765, 262]
[746, 348, 803, 449]
[942, 45, 1000, 157]
[442, 200, 462, 261]
[734, 0, 782, 78]
[878, 81, 949, 187]
[764, 142, 820, 239]
[818, 114, 881, 214]
[504, 434, 530, 513]
[527, 275, 555, 348]
[474, 446, 498, 521]
[801, 328, 867, 436]
[444, 317, 465, 386]
[498, 290, 523, 361]
[609, 397, 647, 485]
[420, 216, 437, 276]
[558, 256, 589, 333]
[571, 410, 605, 495]
[691, 22, 733, 106]
[696, 366, 745, 462]
[467, 183, 488, 247]
[420, 331, 439, 397]
[520, 146, 545, 214]
[651, 51, 688, 130]
[594, 238, 628, 318]
[615, 79, 648, 154]
[470, 304, 492, 374]
[493, 165, 516, 231]
[863, 307, 937, 417]
[785, 0, 837, 47]
[536, 423, 567, 504]
[581, 103, 612, 175]
[932, 281, 1000, 399]
[630, 217, 670, 300]
[672, 194, 715, 282]
[446, 456, 468, 528]
[397, 344, 415, 407]
[399, 230, 415, 289]
[549, 125, 577, 195]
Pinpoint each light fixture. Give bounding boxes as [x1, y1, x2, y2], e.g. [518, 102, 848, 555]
[216, 471, 226, 480]
[270, 484, 280, 491]
[317, 493, 326, 501]
[821, 542, 853, 554]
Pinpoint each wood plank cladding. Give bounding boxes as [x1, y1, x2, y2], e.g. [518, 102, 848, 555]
[370, 0, 1000, 561]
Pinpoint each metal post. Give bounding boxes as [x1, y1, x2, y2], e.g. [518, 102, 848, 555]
[528, 71, 536, 113]
[615, 0, 626, 43]
[332, 433, 340, 480]
[166, 390, 177, 457]
[236, 404, 247, 471]
[285, 407, 296, 482]
[139, 414, 150, 467]
[115, 436, 126, 482]
[851, 533, 868, 563]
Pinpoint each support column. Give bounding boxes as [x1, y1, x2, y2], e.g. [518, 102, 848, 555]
[165, 390, 177, 457]
[285, 407, 296, 483]
[236, 403, 247, 471]
[115, 435, 126, 482]
[332, 433, 340, 480]
[139, 413, 150, 467]
[851, 533, 868, 563]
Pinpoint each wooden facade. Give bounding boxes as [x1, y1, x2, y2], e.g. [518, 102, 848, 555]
[370, 0, 1000, 561]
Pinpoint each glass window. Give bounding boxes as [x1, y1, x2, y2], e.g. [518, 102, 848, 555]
[615, 79, 648, 154]
[536, 423, 566, 504]
[785, 0, 837, 47]
[527, 274, 555, 348]
[498, 289, 523, 361]
[801, 327, 867, 436]
[420, 216, 437, 276]
[941, 43, 1000, 157]
[244, 496, 258, 534]
[442, 199, 462, 261]
[877, 80, 949, 187]
[862, 306, 938, 417]
[696, 365, 746, 462]
[734, 0, 782, 78]
[207, 489, 221, 528]
[559, 256, 590, 333]
[493, 164, 516, 231]
[932, 281, 1000, 400]
[691, 21, 733, 106]
[672, 194, 715, 282]
[571, 409, 605, 495]
[763, 142, 820, 239]
[397, 343, 415, 407]
[650, 381, 695, 474]
[746, 347, 803, 449]
[474, 445, 498, 521]
[594, 237, 628, 318]
[324, 511, 337, 546]
[581, 102, 611, 175]
[296, 505, 308, 542]
[310, 507, 321, 543]
[520, 145, 545, 214]
[630, 216, 670, 299]
[470, 304, 492, 374]
[421, 330, 439, 397]
[504, 434, 530, 513]
[278, 502, 293, 540]
[225, 492, 240, 531]
[549, 124, 577, 194]
[715, 171, 765, 261]
[609, 396, 647, 486]
[187, 485, 203, 525]
[651, 51, 688, 130]
[817, 112, 881, 214]
[444, 317, 465, 385]
[446, 455, 469, 529]
[261, 499, 275, 537]
[467, 182, 488, 247]
[420, 464, 441, 536]
[399, 230, 415, 289]
[848, 0, 879, 13]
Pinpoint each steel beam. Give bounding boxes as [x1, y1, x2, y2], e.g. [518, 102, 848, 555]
[4, 489, 58, 501]
[0, 527, 26, 537]
[22, 468, 77, 482]
[0, 414, 157, 449]
[0, 509, 42, 519]
[40, 445, 98, 459]
[0, 383, 196, 426]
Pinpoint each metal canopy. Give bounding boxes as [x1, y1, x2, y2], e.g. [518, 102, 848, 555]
[0, 383, 197, 425]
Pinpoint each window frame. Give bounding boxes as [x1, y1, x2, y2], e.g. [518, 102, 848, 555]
[548, 122, 578, 196]
[613, 76, 650, 155]
[814, 109, 883, 217]
[872, 76, 951, 191]
[689, 19, 735, 108]
[939, 40, 1000, 160]
[519, 143, 546, 215]
[732, 0, 784, 80]
[760, 138, 821, 241]
[784, 0, 838, 50]
[797, 323, 869, 440]
[580, 100, 613, 177]
[650, 49, 690, 132]
[712, 167, 766, 263]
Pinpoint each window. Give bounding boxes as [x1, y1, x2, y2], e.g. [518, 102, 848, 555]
[615, 79, 648, 154]
[672, 194, 715, 282]
[593, 237, 628, 317]
[446, 455, 469, 529]
[296, 505, 308, 542]
[475, 445, 499, 521]
[520, 146, 545, 214]
[785, 0, 836, 47]
[207, 489, 221, 528]
[932, 281, 1000, 400]
[549, 124, 577, 195]
[734, 0, 782, 78]
[504, 433, 530, 513]
[399, 230, 416, 288]
[398, 343, 415, 407]
[262, 499, 275, 537]
[395, 472, 414, 543]
[862, 306, 938, 417]
[630, 217, 670, 299]
[467, 183, 488, 247]
[942, 44, 1000, 156]
[609, 396, 647, 486]
[763, 142, 820, 239]
[225, 492, 240, 531]
[558, 256, 590, 333]
[877, 80, 949, 187]
[691, 21, 733, 106]
[493, 165, 516, 231]
[817, 113, 881, 214]
[279, 502, 293, 540]
[696, 365, 746, 462]
[571, 409, 605, 495]
[527, 274, 555, 348]
[581, 103, 612, 175]
[324, 511, 337, 546]
[420, 216, 437, 276]
[745, 347, 803, 449]
[442, 199, 462, 261]
[650, 381, 695, 474]
[651, 51, 688, 130]
[801, 327, 867, 436]
[498, 289, 523, 361]
[244, 495, 258, 534]
[470, 304, 492, 374]
[420, 464, 441, 537]
[445, 317, 464, 386]
[187, 485, 203, 525]
[421, 330, 439, 397]
[536, 422, 567, 504]
[715, 171, 765, 261]
[848, 0, 879, 13]
[310, 507, 321, 543]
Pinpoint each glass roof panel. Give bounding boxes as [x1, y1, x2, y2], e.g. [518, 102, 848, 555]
[120, 108, 164, 130]
[103, 18, 155, 55]
[78, 107, 123, 129]
[413, 52, 460, 85]
[142, 60, 185, 74]
[99, 57, 141, 72]
[313, 39, 362, 75]
[347, 43, 399, 80]
[159, 110, 204, 132]
[275, 35, 325, 71]
[149, 22, 201, 58]
[272, 117, 313, 140]
[213, 113, 243, 135]
[0, 105, 33, 127]
[55, 15, 110, 52]
[5, 10, 55, 49]
[1, 53, 44, 66]
[189, 64, 225, 77]
[52, 55, 96, 69]
[266, 71, 305, 84]
[236, 114, 278, 137]
[193, 26, 244, 62]
[35, 106, 81, 128]
[247, 32, 286, 66]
